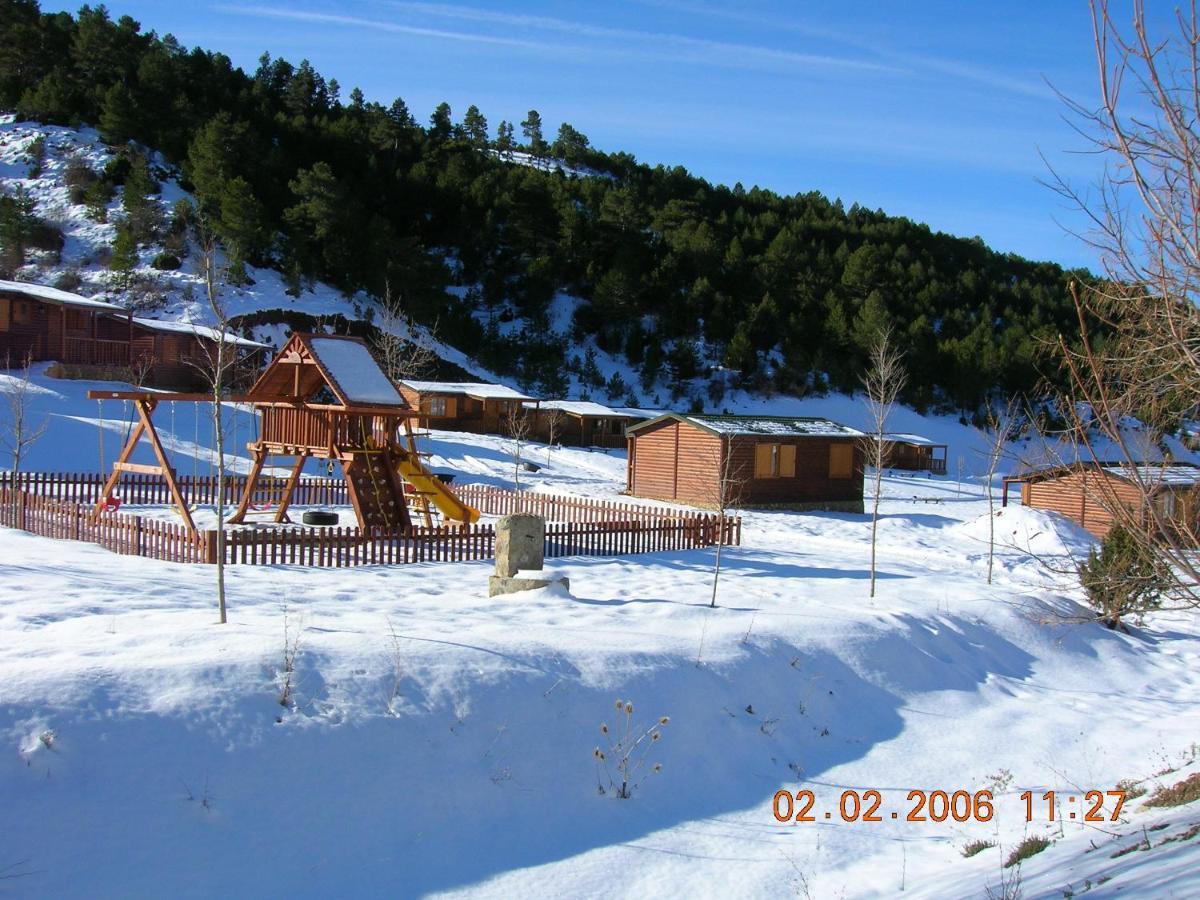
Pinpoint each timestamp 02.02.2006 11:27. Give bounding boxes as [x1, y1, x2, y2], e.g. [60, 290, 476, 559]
[771, 788, 1128, 824]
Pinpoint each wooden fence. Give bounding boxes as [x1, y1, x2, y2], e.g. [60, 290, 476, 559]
[455, 482, 739, 532]
[0, 471, 347, 507]
[1, 488, 209, 563]
[0, 474, 740, 568]
[218, 524, 495, 567]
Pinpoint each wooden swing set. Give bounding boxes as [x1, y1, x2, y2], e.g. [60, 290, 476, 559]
[87, 333, 479, 542]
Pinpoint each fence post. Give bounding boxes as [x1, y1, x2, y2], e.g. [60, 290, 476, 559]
[202, 529, 219, 565]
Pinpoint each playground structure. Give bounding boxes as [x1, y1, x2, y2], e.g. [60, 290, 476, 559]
[88, 332, 480, 539]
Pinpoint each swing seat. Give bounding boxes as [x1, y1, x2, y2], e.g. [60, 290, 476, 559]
[102, 497, 122, 512]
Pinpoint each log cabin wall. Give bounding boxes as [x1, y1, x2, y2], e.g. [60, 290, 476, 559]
[0, 294, 47, 362]
[628, 419, 864, 511]
[730, 435, 864, 508]
[1026, 470, 1145, 538]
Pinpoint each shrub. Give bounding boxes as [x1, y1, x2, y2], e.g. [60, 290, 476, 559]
[1004, 835, 1051, 868]
[1079, 525, 1170, 630]
[53, 269, 83, 292]
[1145, 772, 1200, 808]
[151, 251, 181, 270]
[83, 179, 113, 222]
[24, 135, 46, 178]
[962, 839, 995, 858]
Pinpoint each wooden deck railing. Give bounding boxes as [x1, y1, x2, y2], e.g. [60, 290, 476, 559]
[64, 336, 129, 367]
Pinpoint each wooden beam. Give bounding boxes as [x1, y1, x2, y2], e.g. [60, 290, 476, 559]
[227, 449, 267, 524]
[135, 398, 197, 537]
[273, 455, 307, 524]
[113, 461, 167, 476]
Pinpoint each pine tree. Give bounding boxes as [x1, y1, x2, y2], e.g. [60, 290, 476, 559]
[581, 346, 604, 388]
[98, 82, 138, 145]
[217, 176, 268, 281]
[495, 121, 515, 159]
[109, 219, 138, 290]
[462, 104, 489, 148]
[551, 123, 589, 166]
[521, 109, 546, 160]
[428, 102, 453, 144]
[1079, 525, 1169, 630]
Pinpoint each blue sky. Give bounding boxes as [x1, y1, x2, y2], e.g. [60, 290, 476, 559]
[44, 1, 1171, 269]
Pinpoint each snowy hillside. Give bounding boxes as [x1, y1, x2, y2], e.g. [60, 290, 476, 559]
[5, 113, 1197, 478]
[0, 116, 494, 380]
[1, 372, 1199, 897]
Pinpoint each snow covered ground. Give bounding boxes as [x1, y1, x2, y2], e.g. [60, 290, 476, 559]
[2, 375, 1200, 897]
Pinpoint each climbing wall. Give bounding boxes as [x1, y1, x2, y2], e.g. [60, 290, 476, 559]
[342, 450, 412, 533]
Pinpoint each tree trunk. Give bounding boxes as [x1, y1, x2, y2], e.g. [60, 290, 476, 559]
[213, 344, 227, 624]
[710, 537, 724, 608]
[869, 468, 882, 598]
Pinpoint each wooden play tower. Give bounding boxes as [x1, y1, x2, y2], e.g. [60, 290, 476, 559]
[228, 333, 478, 531]
[88, 332, 478, 538]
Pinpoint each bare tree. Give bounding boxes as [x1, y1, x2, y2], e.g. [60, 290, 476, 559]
[187, 227, 239, 625]
[1, 351, 49, 480]
[705, 433, 747, 608]
[979, 396, 1020, 585]
[543, 406, 567, 466]
[859, 328, 907, 599]
[372, 283, 439, 383]
[1046, 1, 1200, 606]
[504, 404, 532, 490]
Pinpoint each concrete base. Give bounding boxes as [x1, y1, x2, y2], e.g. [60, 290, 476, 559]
[489, 574, 570, 597]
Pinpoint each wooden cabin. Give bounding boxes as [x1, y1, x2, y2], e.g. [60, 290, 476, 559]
[0, 279, 133, 367]
[880, 433, 948, 474]
[1003, 461, 1200, 540]
[129, 317, 267, 388]
[526, 400, 635, 448]
[398, 380, 538, 434]
[0, 280, 266, 387]
[626, 413, 865, 511]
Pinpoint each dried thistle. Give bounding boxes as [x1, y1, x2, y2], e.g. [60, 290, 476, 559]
[624, 702, 634, 714]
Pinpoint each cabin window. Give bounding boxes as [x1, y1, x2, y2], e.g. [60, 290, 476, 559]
[0, 299, 9, 331]
[66, 309, 88, 331]
[11, 300, 33, 326]
[425, 397, 448, 417]
[829, 444, 854, 478]
[1159, 492, 1177, 519]
[754, 443, 796, 478]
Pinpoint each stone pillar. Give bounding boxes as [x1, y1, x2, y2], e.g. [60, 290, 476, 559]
[489, 513, 569, 597]
[494, 513, 544, 577]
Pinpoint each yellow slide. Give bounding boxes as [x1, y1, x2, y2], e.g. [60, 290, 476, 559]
[394, 451, 481, 523]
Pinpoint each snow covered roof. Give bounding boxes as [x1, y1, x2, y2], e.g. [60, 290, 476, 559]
[630, 413, 863, 438]
[524, 399, 631, 418]
[1101, 463, 1200, 487]
[0, 279, 126, 312]
[133, 317, 268, 350]
[611, 407, 666, 420]
[309, 337, 406, 406]
[1022, 461, 1200, 489]
[884, 433, 944, 447]
[401, 380, 534, 401]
